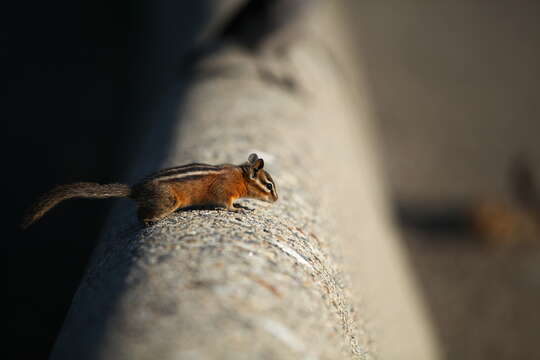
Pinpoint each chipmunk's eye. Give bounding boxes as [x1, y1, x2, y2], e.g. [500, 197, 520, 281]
[266, 183, 273, 191]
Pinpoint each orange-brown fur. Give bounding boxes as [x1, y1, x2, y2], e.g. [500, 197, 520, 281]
[170, 167, 248, 209]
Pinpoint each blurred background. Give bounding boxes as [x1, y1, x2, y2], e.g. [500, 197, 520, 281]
[3, 0, 539, 358]
[351, 2, 540, 359]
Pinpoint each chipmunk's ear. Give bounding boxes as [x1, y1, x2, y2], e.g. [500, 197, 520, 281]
[248, 153, 264, 170]
[253, 158, 264, 171]
[247, 153, 264, 178]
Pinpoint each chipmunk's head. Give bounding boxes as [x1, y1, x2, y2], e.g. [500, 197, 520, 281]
[242, 153, 278, 203]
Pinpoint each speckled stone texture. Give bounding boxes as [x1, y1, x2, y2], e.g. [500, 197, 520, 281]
[51, 3, 439, 360]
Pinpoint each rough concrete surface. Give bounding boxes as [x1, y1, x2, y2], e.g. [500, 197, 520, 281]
[51, 2, 440, 359]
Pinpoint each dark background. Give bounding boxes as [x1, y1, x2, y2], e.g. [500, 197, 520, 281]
[3, 1, 136, 358]
[2, 1, 214, 358]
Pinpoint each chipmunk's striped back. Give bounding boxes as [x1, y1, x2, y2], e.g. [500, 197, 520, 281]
[148, 153, 276, 193]
[145, 163, 231, 183]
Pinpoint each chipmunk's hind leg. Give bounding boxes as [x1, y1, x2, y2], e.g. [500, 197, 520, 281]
[132, 182, 179, 226]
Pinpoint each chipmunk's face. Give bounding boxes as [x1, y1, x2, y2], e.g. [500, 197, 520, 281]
[244, 154, 278, 203]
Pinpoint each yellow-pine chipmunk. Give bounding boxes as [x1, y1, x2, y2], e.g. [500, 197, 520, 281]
[22, 153, 278, 228]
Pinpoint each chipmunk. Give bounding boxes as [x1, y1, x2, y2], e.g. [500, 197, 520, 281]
[22, 153, 278, 228]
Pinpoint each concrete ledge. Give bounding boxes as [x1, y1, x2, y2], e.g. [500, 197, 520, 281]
[51, 2, 440, 359]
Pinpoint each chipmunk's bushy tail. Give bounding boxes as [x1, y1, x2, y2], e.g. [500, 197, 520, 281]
[21, 182, 131, 229]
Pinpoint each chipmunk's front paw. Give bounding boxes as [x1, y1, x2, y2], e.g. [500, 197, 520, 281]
[231, 203, 252, 211]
